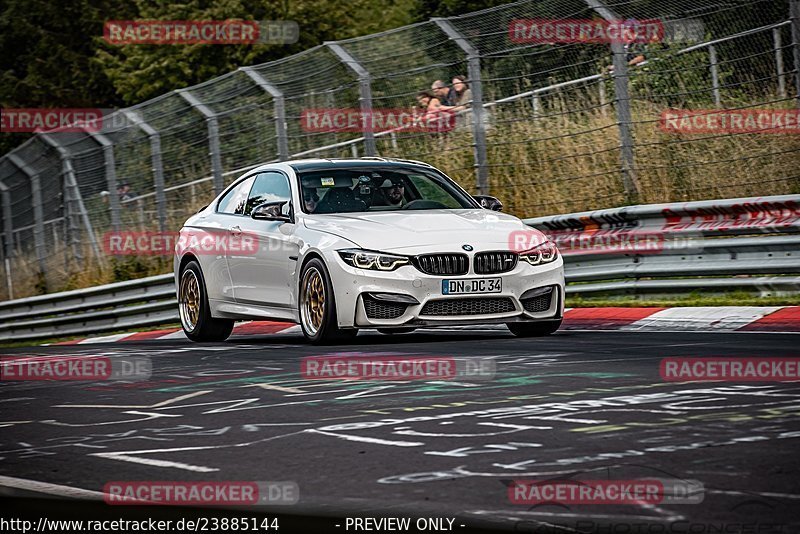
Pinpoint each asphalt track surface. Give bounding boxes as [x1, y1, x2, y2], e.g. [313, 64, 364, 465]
[1, 327, 799, 533]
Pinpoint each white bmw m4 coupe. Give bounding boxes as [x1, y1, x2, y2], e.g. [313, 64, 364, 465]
[174, 158, 565, 344]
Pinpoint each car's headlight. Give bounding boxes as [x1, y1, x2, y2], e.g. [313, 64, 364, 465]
[337, 249, 410, 271]
[519, 241, 559, 266]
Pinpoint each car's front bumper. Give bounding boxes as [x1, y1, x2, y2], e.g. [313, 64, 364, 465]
[326, 253, 565, 328]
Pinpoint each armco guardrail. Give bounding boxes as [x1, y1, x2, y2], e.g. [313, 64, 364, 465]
[0, 194, 798, 343]
[524, 194, 800, 297]
[0, 273, 175, 342]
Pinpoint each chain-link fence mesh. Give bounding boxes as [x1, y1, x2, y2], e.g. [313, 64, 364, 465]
[0, 0, 798, 299]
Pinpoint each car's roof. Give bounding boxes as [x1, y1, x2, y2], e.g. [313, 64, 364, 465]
[287, 157, 434, 173]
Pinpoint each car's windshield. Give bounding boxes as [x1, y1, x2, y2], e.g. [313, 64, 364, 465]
[297, 166, 478, 214]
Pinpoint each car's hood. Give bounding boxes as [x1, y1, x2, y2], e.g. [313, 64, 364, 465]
[302, 209, 539, 252]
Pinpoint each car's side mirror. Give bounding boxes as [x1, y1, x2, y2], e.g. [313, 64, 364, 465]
[252, 200, 292, 222]
[474, 195, 503, 212]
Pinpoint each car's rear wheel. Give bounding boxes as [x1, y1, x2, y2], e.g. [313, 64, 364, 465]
[299, 258, 358, 344]
[179, 260, 234, 342]
[506, 319, 562, 337]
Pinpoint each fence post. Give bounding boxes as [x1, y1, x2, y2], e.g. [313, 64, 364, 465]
[583, 0, 639, 201]
[791, 0, 800, 107]
[84, 130, 121, 232]
[0, 178, 12, 262]
[532, 92, 542, 118]
[598, 76, 608, 116]
[40, 134, 103, 263]
[708, 44, 722, 107]
[774, 27, 787, 99]
[0, 177, 10, 298]
[325, 42, 376, 157]
[8, 154, 47, 288]
[240, 67, 290, 161]
[432, 18, 490, 195]
[177, 89, 225, 195]
[122, 110, 168, 232]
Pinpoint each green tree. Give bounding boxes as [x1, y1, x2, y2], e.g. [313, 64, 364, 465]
[94, 0, 418, 104]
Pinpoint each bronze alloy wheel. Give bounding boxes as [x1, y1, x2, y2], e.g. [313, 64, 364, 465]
[301, 266, 325, 335]
[179, 269, 201, 332]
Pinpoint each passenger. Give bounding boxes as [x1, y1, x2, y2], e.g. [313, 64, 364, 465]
[303, 188, 319, 213]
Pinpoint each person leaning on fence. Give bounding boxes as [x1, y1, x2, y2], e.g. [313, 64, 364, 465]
[606, 19, 650, 72]
[431, 80, 456, 106]
[439, 76, 472, 113]
[415, 91, 452, 135]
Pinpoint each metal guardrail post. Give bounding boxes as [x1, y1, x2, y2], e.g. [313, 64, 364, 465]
[177, 89, 225, 195]
[792, 0, 800, 107]
[84, 130, 121, 232]
[7, 154, 47, 286]
[0, 177, 12, 261]
[774, 27, 787, 98]
[40, 134, 103, 262]
[325, 42, 376, 157]
[583, 0, 639, 202]
[0, 176, 13, 298]
[122, 110, 167, 232]
[709, 44, 722, 107]
[433, 18, 490, 196]
[240, 67, 290, 161]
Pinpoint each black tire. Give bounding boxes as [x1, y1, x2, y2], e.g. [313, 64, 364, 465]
[506, 319, 562, 337]
[377, 327, 417, 334]
[299, 258, 358, 345]
[178, 260, 234, 342]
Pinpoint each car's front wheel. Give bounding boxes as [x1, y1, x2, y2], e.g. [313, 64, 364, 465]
[299, 258, 358, 344]
[506, 319, 562, 337]
[179, 260, 234, 342]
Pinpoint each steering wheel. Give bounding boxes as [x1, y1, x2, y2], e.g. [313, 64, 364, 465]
[401, 200, 448, 210]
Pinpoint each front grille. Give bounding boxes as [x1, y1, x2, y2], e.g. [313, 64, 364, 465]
[474, 251, 518, 274]
[413, 254, 469, 276]
[521, 290, 553, 313]
[363, 296, 408, 319]
[420, 297, 515, 316]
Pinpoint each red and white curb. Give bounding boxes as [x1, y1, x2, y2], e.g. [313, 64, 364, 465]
[46, 306, 800, 345]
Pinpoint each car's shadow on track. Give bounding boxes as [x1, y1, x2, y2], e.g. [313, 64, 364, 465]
[223, 328, 575, 348]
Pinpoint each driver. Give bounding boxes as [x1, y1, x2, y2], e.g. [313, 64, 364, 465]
[380, 178, 405, 208]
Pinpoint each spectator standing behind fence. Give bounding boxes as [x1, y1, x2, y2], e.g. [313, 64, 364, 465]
[440, 76, 472, 112]
[416, 90, 442, 114]
[431, 80, 456, 106]
[607, 19, 650, 72]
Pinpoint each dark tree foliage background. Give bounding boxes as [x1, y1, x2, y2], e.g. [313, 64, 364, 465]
[1, 0, 503, 155]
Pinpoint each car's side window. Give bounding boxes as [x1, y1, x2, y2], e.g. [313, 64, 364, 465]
[408, 174, 461, 208]
[217, 176, 255, 215]
[244, 172, 291, 216]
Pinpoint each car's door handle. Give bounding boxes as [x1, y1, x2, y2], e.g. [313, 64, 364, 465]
[229, 225, 242, 236]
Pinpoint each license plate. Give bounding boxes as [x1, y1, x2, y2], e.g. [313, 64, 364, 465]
[442, 278, 502, 295]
